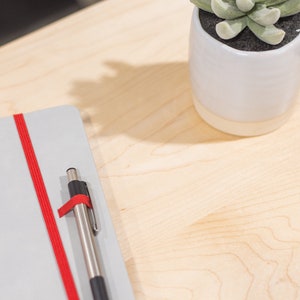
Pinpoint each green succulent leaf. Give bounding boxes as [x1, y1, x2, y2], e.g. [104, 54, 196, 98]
[248, 4, 281, 26]
[216, 17, 248, 39]
[273, 0, 300, 17]
[190, 0, 300, 45]
[236, 0, 255, 12]
[211, 0, 246, 19]
[247, 17, 285, 45]
[191, 0, 213, 13]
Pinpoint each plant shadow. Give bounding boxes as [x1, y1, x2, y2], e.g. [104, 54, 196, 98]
[68, 61, 244, 297]
[69, 60, 240, 144]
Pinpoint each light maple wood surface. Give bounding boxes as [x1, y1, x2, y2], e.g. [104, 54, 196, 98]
[1, 0, 300, 299]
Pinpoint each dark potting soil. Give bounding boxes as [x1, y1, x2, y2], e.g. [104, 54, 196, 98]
[198, 9, 300, 51]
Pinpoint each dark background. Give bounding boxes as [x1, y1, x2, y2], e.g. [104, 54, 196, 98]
[0, 0, 100, 45]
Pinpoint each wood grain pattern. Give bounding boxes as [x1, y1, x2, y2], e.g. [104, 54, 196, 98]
[1, 0, 300, 299]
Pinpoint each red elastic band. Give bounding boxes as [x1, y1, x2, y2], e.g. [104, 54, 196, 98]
[58, 194, 92, 218]
[13, 114, 79, 300]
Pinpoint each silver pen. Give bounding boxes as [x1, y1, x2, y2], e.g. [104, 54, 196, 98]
[66, 168, 109, 300]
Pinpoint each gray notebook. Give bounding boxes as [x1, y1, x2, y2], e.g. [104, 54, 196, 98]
[0, 106, 134, 300]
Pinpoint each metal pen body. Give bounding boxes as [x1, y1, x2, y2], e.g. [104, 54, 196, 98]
[73, 203, 101, 278]
[66, 168, 109, 300]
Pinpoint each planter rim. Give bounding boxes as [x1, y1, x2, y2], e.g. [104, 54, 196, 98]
[192, 7, 300, 57]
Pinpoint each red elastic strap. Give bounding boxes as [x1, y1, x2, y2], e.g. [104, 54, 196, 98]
[58, 194, 92, 218]
[13, 114, 79, 300]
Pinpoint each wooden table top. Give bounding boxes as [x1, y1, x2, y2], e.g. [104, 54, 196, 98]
[1, 0, 300, 299]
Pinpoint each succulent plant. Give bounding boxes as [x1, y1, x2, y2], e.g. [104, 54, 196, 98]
[191, 0, 300, 45]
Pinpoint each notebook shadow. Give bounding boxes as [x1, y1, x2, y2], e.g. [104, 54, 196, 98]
[70, 60, 240, 145]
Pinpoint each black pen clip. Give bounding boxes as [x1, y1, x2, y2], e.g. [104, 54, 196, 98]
[84, 182, 99, 234]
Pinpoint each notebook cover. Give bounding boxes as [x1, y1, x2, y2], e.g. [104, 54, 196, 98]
[0, 105, 134, 300]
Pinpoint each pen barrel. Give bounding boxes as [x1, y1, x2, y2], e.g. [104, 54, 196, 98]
[73, 204, 102, 278]
[66, 168, 108, 299]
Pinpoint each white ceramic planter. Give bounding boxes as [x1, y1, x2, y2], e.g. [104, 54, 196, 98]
[189, 8, 300, 136]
